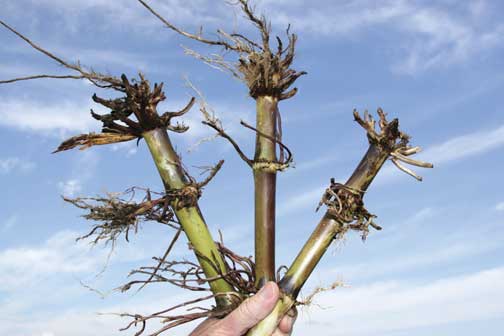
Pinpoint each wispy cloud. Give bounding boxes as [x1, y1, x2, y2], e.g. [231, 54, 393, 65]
[277, 186, 324, 216]
[264, 0, 504, 74]
[330, 238, 502, 281]
[375, 122, 504, 184]
[0, 228, 151, 333]
[496, 202, 504, 211]
[286, 156, 339, 176]
[3, 1, 502, 76]
[0, 230, 105, 291]
[296, 266, 504, 335]
[281, 122, 504, 215]
[418, 124, 504, 166]
[0, 100, 99, 135]
[57, 150, 99, 197]
[0, 157, 35, 174]
[0, 288, 200, 336]
[392, 5, 504, 74]
[57, 179, 83, 197]
[3, 0, 229, 35]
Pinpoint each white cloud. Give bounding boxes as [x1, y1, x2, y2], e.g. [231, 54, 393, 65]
[262, 1, 504, 74]
[58, 179, 83, 197]
[3, 0, 229, 34]
[277, 186, 325, 216]
[56, 150, 100, 196]
[376, 122, 504, 184]
[419, 123, 504, 166]
[271, 0, 411, 35]
[0, 100, 99, 135]
[3, 265, 504, 335]
[496, 202, 504, 211]
[0, 230, 105, 291]
[286, 155, 339, 175]
[0, 289, 201, 336]
[281, 122, 504, 215]
[110, 141, 138, 157]
[296, 266, 504, 335]
[331, 238, 501, 281]
[3, 1, 501, 76]
[0, 157, 35, 174]
[0, 227, 155, 336]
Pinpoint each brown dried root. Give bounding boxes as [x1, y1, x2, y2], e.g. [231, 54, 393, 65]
[118, 242, 256, 336]
[114, 293, 238, 336]
[353, 108, 434, 181]
[65, 187, 177, 245]
[166, 159, 225, 209]
[67, 159, 224, 245]
[317, 179, 381, 241]
[122, 241, 255, 295]
[316, 109, 433, 240]
[53, 74, 194, 152]
[296, 281, 345, 307]
[0, 20, 122, 88]
[138, 0, 306, 100]
[53, 133, 138, 153]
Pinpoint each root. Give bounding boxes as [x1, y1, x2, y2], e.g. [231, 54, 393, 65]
[65, 187, 178, 245]
[353, 108, 433, 181]
[138, 0, 306, 100]
[317, 178, 380, 241]
[118, 241, 257, 335]
[297, 281, 345, 307]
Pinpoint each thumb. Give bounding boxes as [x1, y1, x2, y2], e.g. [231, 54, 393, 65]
[221, 281, 279, 335]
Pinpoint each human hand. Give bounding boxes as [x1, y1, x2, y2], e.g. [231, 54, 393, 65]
[189, 282, 297, 336]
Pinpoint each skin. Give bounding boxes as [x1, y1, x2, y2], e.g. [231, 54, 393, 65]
[190, 282, 297, 336]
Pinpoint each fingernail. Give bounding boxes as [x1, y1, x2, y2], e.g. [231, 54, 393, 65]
[257, 282, 275, 300]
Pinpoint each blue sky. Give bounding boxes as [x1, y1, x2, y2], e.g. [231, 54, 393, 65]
[1, 0, 503, 335]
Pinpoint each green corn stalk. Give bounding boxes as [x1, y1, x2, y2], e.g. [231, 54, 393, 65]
[142, 128, 236, 308]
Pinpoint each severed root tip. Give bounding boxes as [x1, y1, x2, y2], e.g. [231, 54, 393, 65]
[353, 108, 433, 181]
[53, 132, 137, 153]
[390, 141, 433, 182]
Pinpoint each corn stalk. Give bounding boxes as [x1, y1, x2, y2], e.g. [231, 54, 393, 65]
[247, 109, 433, 336]
[136, 0, 305, 288]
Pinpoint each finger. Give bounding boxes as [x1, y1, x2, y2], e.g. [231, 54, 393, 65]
[188, 318, 219, 336]
[221, 282, 280, 335]
[278, 307, 297, 334]
[272, 328, 288, 336]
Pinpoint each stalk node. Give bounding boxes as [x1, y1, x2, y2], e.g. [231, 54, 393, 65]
[317, 179, 379, 241]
